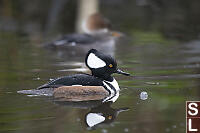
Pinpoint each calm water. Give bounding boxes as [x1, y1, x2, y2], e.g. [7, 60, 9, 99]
[0, 33, 200, 133]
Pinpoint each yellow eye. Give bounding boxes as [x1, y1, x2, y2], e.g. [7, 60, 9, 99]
[109, 64, 113, 68]
[108, 115, 112, 119]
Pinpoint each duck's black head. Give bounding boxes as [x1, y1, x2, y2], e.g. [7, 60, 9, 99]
[85, 49, 130, 81]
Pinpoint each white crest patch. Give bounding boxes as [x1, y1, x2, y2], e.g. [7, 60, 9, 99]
[87, 53, 106, 68]
[86, 113, 105, 127]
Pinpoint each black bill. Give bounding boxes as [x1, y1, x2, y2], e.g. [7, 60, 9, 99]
[115, 69, 130, 76]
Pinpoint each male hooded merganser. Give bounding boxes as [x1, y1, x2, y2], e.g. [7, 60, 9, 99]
[36, 49, 130, 102]
[44, 13, 123, 47]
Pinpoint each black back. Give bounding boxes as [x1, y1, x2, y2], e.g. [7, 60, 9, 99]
[37, 74, 104, 89]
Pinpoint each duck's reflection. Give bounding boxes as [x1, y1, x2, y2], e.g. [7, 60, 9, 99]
[85, 102, 129, 129]
[54, 91, 129, 129]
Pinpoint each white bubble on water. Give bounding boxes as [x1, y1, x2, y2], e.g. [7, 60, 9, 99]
[140, 91, 148, 100]
[101, 129, 108, 133]
[76, 118, 80, 122]
[172, 125, 176, 128]
[124, 128, 129, 132]
[165, 128, 170, 132]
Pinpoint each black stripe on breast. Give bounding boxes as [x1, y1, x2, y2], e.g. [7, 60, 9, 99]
[103, 81, 117, 101]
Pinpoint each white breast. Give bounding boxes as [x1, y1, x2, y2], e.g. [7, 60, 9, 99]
[82, 19, 91, 34]
[103, 78, 120, 102]
[110, 78, 120, 91]
[103, 78, 120, 92]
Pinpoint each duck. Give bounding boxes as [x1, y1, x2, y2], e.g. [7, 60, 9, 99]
[36, 49, 130, 102]
[44, 13, 123, 48]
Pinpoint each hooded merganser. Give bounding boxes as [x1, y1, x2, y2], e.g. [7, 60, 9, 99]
[36, 49, 130, 102]
[44, 13, 123, 47]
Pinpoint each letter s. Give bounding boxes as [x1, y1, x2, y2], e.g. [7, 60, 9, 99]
[188, 103, 198, 116]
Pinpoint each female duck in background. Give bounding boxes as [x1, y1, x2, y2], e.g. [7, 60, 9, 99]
[44, 13, 124, 56]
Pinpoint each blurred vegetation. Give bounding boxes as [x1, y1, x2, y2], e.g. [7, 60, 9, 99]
[0, 0, 200, 41]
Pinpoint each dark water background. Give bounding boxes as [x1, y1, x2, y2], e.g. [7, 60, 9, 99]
[0, 0, 200, 133]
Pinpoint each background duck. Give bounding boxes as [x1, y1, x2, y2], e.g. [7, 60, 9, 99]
[44, 13, 123, 47]
[43, 13, 124, 56]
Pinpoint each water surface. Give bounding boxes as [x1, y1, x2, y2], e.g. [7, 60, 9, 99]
[0, 33, 200, 133]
